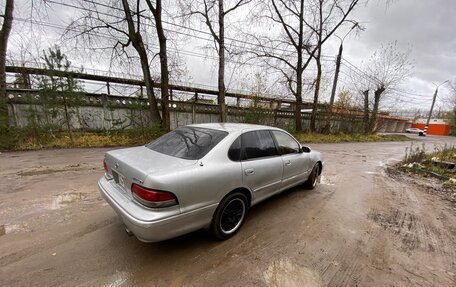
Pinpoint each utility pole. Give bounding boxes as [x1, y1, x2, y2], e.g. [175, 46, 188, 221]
[323, 23, 359, 133]
[329, 23, 359, 109]
[322, 43, 342, 133]
[329, 44, 343, 107]
[422, 80, 448, 136]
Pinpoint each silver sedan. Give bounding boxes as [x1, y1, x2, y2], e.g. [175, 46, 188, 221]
[98, 123, 324, 242]
[405, 127, 424, 135]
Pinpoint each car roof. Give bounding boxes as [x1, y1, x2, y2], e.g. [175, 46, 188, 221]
[186, 122, 283, 133]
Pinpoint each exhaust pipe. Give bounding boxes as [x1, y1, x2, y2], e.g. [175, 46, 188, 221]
[125, 227, 133, 236]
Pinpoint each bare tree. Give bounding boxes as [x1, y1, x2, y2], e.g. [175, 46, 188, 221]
[252, 0, 360, 132]
[0, 0, 14, 135]
[67, 0, 163, 129]
[181, 0, 251, 122]
[362, 89, 369, 133]
[353, 42, 413, 133]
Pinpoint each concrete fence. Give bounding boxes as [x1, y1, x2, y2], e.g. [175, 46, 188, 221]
[6, 88, 411, 133]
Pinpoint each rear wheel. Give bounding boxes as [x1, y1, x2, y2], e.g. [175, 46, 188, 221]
[304, 164, 320, 189]
[210, 192, 248, 240]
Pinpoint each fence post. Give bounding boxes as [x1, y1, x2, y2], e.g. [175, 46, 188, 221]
[102, 94, 108, 130]
[192, 92, 198, 124]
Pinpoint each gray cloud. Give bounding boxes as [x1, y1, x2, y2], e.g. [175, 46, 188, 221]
[342, 0, 456, 108]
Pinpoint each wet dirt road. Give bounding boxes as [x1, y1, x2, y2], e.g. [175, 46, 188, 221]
[1, 135, 456, 287]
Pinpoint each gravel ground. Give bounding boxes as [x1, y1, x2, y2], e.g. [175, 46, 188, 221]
[1, 134, 456, 286]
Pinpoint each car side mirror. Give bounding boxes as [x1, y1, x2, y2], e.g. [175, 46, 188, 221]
[300, 145, 311, 153]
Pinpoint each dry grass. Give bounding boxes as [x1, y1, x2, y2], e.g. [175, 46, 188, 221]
[400, 143, 456, 180]
[293, 133, 409, 144]
[11, 129, 164, 150]
[4, 129, 409, 151]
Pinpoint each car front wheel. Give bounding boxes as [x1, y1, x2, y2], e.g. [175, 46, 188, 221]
[210, 192, 248, 240]
[304, 164, 320, 189]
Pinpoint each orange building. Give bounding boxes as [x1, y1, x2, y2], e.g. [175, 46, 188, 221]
[412, 118, 451, 135]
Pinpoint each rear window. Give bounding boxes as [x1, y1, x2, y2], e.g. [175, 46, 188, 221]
[146, 127, 228, 160]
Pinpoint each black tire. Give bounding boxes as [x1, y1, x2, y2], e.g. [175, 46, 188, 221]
[210, 192, 248, 240]
[304, 164, 320, 190]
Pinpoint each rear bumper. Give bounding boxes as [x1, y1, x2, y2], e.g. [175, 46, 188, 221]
[98, 176, 217, 242]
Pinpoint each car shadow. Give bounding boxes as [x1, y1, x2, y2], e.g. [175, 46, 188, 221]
[118, 184, 319, 249]
[96, 184, 329, 283]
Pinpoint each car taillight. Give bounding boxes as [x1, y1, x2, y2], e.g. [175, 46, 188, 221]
[131, 184, 178, 208]
[103, 159, 109, 172]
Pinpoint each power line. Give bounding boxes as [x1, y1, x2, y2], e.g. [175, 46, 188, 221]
[46, 0, 271, 52]
[340, 57, 381, 83]
[46, 0, 337, 60]
[12, 16, 325, 73]
[11, 17, 272, 69]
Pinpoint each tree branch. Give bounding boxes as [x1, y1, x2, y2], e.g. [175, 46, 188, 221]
[224, 0, 251, 15]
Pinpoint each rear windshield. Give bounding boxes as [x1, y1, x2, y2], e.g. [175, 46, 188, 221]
[146, 127, 228, 160]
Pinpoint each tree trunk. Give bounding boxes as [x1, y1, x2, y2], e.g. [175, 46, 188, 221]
[218, 0, 227, 122]
[363, 89, 369, 134]
[310, 55, 322, 132]
[136, 44, 161, 127]
[121, 0, 162, 128]
[369, 86, 384, 133]
[0, 0, 14, 135]
[64, 77, 74, 144]
[309, 0, 323, 133]
[147, 0, 171, 131]
[295, 68, 303, 132]
[294, 0, 304, 132]
[61, 93, 74, 144]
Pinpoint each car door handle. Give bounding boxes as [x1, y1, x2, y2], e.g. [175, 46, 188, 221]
[244, 168, 255, 176]
[284, 160, 291, 166]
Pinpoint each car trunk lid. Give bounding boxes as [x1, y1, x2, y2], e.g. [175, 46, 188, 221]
[104, 146, 197, 194]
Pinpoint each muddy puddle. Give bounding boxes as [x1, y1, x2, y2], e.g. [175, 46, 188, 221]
[264, 258, 323, 287]
[18, 164, 95, 176]
[50, 192, 88, 210]
[319, 175, 335, 186]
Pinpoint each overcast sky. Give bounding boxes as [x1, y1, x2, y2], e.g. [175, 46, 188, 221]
[340, 0, 455, 112]
[3, 0, 455, 113]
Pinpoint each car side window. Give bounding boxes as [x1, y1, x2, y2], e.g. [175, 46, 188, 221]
[228, 136, 241, 161]
[241, 130, 279, 160]
[272, 131, 300, 155]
